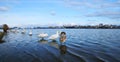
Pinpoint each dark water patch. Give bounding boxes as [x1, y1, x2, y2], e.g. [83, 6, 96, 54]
[25, 44, 60, 62]
[67, 45, 105, 62]
[42, 45, 62, 62]
[66, 50, 86, 62]
[68, 40, 120, 54]
[23, 50, 43, 62]
[67, 42, 120, 61]
[94, 52, 120, 62]
[48, 41, 59, 48]
[0, 40, 5, 43]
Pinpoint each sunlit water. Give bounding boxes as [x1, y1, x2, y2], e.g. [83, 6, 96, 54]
[0, 29, 120, 62]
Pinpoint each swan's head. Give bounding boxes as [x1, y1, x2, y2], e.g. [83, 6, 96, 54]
[60, 32, 66, 35]
[60, 31, 66, 42]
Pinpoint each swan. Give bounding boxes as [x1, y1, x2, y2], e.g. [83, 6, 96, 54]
[16, 30, 19, 33]
[38, 33, 48, 39]
[60, 32, 66, 44]
[21, 29, 26, 34]
[29, 30, 32, 36]
[10, 29, 19, 33]
[48, 31, 60, 40]
[10, 30, 16, 33]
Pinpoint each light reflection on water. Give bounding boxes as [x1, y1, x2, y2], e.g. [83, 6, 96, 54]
[0, 29, 120, 62]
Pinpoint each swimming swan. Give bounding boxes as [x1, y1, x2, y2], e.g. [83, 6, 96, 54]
[29, 30, 32, 36]
[38, 33, 48, 39]
[48, 31, 60, 40]
[21, 29, 26, 34]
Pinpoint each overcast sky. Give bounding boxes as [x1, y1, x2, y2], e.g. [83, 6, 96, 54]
[0, 0, 120, 26]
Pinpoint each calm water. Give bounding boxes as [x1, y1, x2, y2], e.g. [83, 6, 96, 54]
[0, 29, 120, 62]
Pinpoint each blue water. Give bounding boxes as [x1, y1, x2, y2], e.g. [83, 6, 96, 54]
[0, 29, 120, 62]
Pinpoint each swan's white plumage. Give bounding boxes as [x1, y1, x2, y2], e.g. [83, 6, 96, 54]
[21, 29, 26, 34]
[48, 31, 60, 40]
[29, 30, 32, 36]
[38, 33, 48, 38]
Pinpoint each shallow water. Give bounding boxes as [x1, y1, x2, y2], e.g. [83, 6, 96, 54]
[0, 29, 120, 62]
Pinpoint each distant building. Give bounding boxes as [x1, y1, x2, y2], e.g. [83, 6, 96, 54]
[99, 23, 103, 27]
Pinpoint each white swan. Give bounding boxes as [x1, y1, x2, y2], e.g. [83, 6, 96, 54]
[16, 30, 19, 33]
[29, 30, 32, 36]
[38, 33, 48, 39]
[48, 31, 60, 40]
[21, 29, 26, 34]
[10, 29, 19, 33]
[10, 30, 16, 33]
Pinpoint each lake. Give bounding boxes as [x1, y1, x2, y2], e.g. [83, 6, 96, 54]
[0, 29, 120, 62]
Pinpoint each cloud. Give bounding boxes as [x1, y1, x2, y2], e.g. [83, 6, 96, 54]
[86, 11, 120, 19]
[0, 0, 19, 12]
[62, 0, 102, 9]
[61, 0, 120, 9]
[50, 10, 56, 16]
[61, 0, 120, 19]
[100, 1, 120, 8]
[0, 6, 9, 11]
[62, 0, 91, 9]
[0, 0, 19, 3]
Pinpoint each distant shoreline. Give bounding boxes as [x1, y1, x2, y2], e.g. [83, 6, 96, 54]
[0, 23, 120, 29]
[1, 28, 119, 29]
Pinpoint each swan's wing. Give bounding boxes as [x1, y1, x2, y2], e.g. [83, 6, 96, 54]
[45, 34, 48, 37]
[48, 34, 56, 39]
[48, 34, 59, 40]
[38, 33, 48, 38]
[38, 34, 43, 37]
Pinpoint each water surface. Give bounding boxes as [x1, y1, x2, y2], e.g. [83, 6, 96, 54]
[0, 29, 120, 62]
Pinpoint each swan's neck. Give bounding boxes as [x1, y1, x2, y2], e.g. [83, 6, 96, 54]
[56, 31, 59, 35]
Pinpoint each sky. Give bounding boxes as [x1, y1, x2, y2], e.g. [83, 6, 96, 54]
[0, 0, 120, 26]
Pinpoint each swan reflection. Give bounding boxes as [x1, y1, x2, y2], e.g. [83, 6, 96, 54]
[59, 45, 67, 54]
[39, 39, 48, 44]
[49, 40, 59, 48]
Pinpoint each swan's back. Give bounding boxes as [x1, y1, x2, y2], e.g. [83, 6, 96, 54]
[38, 33, 48, 38]
[48, 32, 59, 40]
[29, 31, 32, 34]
